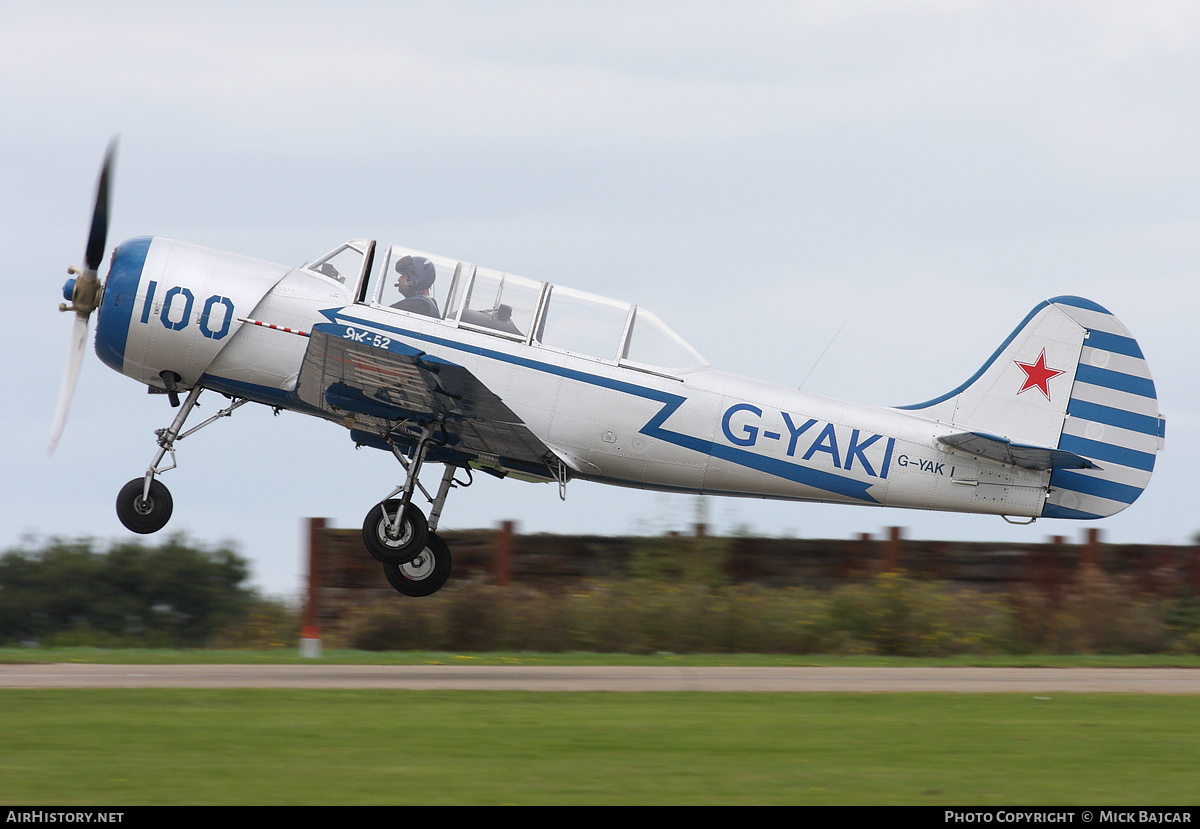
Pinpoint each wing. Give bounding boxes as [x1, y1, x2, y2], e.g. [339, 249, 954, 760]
[296, 322, 559, 479]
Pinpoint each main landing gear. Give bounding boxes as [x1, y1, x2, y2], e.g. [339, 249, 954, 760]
[364, 421, 469, 597]
[115, 385, 248, 535]
[383, 533, 452, 598]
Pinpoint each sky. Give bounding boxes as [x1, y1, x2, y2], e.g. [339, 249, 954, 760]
[4, 1, 1198, 597]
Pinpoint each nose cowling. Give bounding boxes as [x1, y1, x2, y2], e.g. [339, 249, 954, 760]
[94, 236, 152, 375]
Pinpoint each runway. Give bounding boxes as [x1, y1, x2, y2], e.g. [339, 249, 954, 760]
[2, 664, 1198, 692]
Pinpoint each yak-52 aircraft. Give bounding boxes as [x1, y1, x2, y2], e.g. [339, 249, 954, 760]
[52, 145, 1166, 596]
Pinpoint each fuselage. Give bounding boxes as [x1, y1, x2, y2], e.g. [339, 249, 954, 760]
[92, 236, 1077, 521]
[325, 300, 1048, 516]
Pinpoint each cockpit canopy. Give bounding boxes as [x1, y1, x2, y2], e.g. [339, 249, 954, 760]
[305, 240, 708, 373]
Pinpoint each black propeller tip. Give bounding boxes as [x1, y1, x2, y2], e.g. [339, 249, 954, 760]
[84, 138, 118, 273]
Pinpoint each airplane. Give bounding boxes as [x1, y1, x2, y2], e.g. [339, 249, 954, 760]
[52, 145, 1166, 597]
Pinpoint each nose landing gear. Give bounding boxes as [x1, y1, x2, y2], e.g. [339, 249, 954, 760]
[115, 386, 248, 534]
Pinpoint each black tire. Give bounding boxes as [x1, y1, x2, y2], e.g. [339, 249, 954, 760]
[382, 533, 451, 597]
[116, 477, 173, 534]
[362, 499, 428, 565]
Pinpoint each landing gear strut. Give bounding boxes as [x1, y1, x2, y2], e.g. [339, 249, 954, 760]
[115, 385, 247, 534]
[364, 422, 467, 596]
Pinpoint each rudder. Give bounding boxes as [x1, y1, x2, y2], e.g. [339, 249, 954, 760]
[1042, 297, 1164, 518]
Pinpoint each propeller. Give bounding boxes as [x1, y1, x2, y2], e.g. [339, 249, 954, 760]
[49, 139, 117, 455]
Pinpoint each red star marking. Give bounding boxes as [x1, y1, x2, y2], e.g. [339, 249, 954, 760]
[1014, 349, 1065, 400]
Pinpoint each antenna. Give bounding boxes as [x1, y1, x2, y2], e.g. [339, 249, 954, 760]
[798, 313, 852, 391]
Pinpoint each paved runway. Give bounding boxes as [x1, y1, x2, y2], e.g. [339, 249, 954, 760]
[2, 664, 1198, 692]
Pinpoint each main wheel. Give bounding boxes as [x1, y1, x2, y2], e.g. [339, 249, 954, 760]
[362, 499, 428, 565]
[383, 533, 451, 597]
[116, 478, 173, 534]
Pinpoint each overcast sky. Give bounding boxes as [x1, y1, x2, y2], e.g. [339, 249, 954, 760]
[4, 1, 1197, 596]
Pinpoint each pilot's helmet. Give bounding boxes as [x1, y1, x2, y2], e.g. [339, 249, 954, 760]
[395, 256, 436, 296]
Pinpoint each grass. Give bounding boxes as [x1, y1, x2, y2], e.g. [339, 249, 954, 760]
[2, 689, 1199, 805]
[3, 647, 1200, 666]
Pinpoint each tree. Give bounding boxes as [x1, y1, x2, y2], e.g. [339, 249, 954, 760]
[0, 536, 254, 646]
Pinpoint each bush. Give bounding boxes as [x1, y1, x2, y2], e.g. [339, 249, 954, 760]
[0, 536, 257, 648]
[210, 596, 300, 650]
[1007, 564, 1178, 654]
[342, 572, 1005, 655]
[339, 567, 1200, 656]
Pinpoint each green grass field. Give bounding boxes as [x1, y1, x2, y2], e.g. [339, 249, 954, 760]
[3, 689, 1199, 805]
[3, 650, 1198, 804]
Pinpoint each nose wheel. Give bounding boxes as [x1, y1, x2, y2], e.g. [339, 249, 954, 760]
[116, 477, 174, 534]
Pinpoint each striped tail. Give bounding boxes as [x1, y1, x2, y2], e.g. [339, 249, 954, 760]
[898, 296, 1164, 519]
[1041, 297, 1164, 519]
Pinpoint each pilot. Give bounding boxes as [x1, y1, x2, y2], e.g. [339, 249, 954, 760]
[390, 255, 439, 317]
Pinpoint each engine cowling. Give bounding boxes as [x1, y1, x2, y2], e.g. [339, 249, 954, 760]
[95, 237, 292, 389]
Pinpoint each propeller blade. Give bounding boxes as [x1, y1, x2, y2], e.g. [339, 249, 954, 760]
[48, 313, 90, 455]
[51, 141, 117, 455]
[84, 139, 116, 274]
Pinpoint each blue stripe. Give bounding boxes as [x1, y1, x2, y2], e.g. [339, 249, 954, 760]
[1041, 502, 1104, 520]
[1066, 399, 1164, 437]
[1048, 295, 1112, 314]
[897, 296, 1134, 411]
[1049, 469, 1144, 505]
[94, 236, 152, 374]
[200, 374, 306, 411]
[322, 308, 880, 503]
[1085, 329, 1143, 359]
[640, 397, 878, 500]
[1074, 365, 1157, 399]
[897, 299, 1052, 410]
[1057, 434, 1156, 472]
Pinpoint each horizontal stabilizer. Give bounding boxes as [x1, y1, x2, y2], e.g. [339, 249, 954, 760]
[938, 431, 1098, 471]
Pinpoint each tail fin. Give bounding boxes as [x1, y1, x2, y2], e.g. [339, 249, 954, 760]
[898, 296, 1165, 519]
